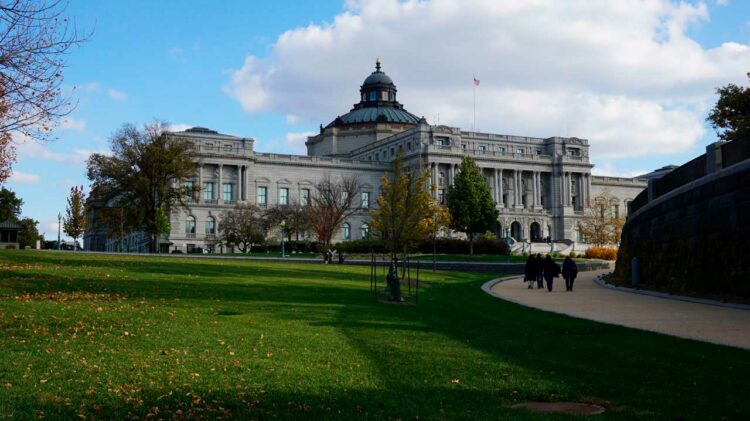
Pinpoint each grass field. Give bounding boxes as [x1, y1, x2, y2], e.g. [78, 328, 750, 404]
[0, 251, 748, 419]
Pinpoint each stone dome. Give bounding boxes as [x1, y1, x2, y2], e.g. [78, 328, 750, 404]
[325, 59, 421, 128]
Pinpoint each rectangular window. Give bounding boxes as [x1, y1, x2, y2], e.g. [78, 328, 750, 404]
[375, 153, 380, 161]
[301, 188, 310, 206]
[361, 192, 370, 209]
[498, 146, 506, 153]
[438, 171, 445, 186]
[204, 143, 213, 150]
[536, 149, 543, 155]
[279, 187, 289, 205]
[390, 147, 395, 157]
[223, 144, 232, 151]
[369, 91, 377, 101]
[461, 144, 467, 150]
[516, 148, 524, 154]
[479, 145, 486, 152]
[257, 186, 267, 205]
[183, 180, 194, 202]
[223, 183, 233, 201]
[203, 182, 214, 200]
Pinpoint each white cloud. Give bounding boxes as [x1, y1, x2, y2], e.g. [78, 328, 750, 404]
[79, 82, 101, 92]
[285, 132, 316, 154]
[167, 123, 193, 132]
[225, 0, 750, 160]
[15, 136, 110, 167]
[8, 171, 41, 184]
[286, 114, 300, 124]
[60, 118, 86, 132]
[107, 88, 128, 101]
[591, 163, 650, 178]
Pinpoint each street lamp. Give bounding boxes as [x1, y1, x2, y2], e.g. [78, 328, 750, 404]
[57, 213, 62, 250]
[280, 220, 286, 258]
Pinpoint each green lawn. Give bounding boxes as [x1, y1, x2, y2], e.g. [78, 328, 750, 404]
[0, 251, 747, 419]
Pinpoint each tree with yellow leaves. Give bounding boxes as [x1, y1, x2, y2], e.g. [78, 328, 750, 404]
[369, 155, 437, 259]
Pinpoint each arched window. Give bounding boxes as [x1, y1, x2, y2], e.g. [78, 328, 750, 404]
[343, 223, 351, 240]
[205, 216, 216, 235]
[360, 223, 369, 239]
[185, 216, 196, 234]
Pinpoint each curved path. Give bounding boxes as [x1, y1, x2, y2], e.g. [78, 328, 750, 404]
[485, 270, 750, 350]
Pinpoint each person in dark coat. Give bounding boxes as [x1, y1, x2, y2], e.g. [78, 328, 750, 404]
[534, 253, 544, 289]
[542, 255, 560, 292]
[562, 256, 579, 291]
[524, 255, 536, 288]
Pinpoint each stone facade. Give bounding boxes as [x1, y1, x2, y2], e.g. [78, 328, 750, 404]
[85, 61, 647, 253]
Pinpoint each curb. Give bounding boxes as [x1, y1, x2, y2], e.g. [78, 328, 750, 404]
[593, 273, 750, 312]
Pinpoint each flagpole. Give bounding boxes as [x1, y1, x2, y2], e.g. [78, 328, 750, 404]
[473, 76, 476, 131]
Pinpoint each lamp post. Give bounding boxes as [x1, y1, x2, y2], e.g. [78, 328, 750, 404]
[280, 220, 286, 258]
[57, 213, 62, 250]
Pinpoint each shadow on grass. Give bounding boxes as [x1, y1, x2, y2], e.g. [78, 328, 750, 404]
[2, 251, 750, 419]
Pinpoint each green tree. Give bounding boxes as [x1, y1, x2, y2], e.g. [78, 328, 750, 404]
[707, 72, 750, 143]
[0, 187, 23, 221]
[87, 122, 198, 252]
[17, 217, 42, 249]
[446, 156, 499, 255]
[369, 156, 436, 258]
[63, 185, 86, 250]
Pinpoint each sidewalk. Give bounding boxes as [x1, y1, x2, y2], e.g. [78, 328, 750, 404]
[484, 270, 750, 350]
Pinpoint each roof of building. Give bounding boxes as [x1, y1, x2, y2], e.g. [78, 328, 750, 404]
[0, 220, 22, 230]
[331, 106, 421, 126]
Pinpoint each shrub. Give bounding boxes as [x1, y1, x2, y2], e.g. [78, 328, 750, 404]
[569, 251, 577, 258]
[585, 247, 618, 260]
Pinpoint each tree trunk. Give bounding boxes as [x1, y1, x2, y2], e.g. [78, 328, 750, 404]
[468, 232, 474, 255]
[432, 236, 436, 271]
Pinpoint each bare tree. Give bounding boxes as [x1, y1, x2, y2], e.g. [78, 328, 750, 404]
[263, 200, 311, 242]
[219, 204, 266, 253]
[307, 174, 364, 247]
[0, 1, 90, 182]
[578, 189, 625, 247]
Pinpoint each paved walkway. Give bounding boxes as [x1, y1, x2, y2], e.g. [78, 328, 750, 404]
[485, 270, 750, 350]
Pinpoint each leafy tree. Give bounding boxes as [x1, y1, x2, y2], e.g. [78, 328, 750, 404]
[307, 175, 364, 247]
[87, 122, 198, 252]
[446, 157, 499, 254]
[708, 72, 750, 143]
[264, 201, 311, 241]
[369, 156, 436, 258]
[219, 204, 266, 253]
[577, 189, 625, 247]
[17, 217, 41, 249]
[63, 185, 86, 250]
[0, 1, 90, 183]
[424, 201, 451, 269]
[0, 187, 22, 221]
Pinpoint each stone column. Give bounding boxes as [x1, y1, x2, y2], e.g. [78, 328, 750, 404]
[448, 164, 454, 186]
[498, 169, 504, 208]
[238, 165, 243, 202]
[532, 171, 538, 207]
[431, 163, 437, 199]
[198, 164, 204, 203]
[218, 164, 224, 204]
[587, 173, 592, 207]
[493, 169, 499, 205]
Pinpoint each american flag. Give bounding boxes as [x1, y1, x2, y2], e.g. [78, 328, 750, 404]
[473, 77, 480, 86]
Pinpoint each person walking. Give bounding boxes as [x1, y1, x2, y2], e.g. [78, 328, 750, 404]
[562, 256, 578, 292]
[534, 253, 544, 289]
[524, 255, 536, 289]
[543, 254, 560, 292]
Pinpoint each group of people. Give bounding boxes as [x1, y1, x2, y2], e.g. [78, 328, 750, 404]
[323, 249, 346, 264]
[524, 254, 578, 292]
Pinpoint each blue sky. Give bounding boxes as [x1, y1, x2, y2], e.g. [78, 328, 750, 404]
[5, 0, 750, 239]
